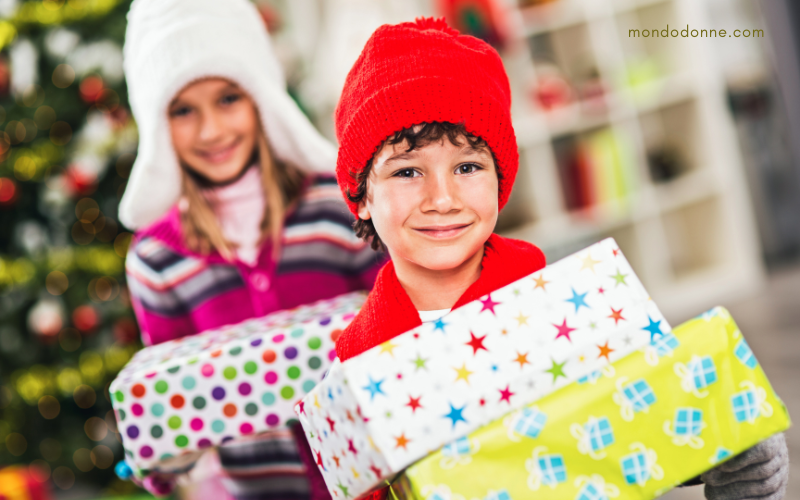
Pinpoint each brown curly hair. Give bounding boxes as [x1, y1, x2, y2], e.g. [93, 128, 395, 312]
[345, 121, 500, 251]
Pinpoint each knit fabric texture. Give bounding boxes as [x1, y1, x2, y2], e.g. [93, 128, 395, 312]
[335, 234, 546, 361]
[334, 17, 518, 218]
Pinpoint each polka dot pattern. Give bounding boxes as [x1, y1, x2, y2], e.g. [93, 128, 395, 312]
[108, 291, 365, 470]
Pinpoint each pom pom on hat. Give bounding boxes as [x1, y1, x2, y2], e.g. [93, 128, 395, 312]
[334, 17, 518, 218]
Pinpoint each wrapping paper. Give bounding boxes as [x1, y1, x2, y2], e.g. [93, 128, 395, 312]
[393, 307, 791, 500]
[109, 291, 367, 472]
[297, 238, 671, 498]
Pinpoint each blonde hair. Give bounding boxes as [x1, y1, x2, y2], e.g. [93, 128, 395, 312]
[179, 127, 305, 261]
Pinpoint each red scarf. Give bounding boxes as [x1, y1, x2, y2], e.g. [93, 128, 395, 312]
[336, 234, 546, 361]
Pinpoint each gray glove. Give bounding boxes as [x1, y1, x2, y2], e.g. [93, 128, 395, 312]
[701, 433, 789, 500]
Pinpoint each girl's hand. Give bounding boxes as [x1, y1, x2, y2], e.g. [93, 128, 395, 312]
[700, 433, 788, 500]
[115, 460, 177, 497]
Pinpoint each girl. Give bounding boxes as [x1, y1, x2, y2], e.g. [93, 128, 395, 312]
[119, 0, 385, 498]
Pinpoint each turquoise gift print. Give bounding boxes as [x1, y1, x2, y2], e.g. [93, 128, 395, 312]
[651, 333, 679, 357]
[732, 389, 759, 423]
[690, 356, 718, 390]
[734, 339, 757, 369]
[513, 407, 547, 439]
[623, 379, 656, 412]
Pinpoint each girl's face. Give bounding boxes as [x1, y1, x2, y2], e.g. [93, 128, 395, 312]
[169, 78, 258, 183]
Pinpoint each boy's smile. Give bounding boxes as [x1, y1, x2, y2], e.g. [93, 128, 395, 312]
[357, 134, 499, 308]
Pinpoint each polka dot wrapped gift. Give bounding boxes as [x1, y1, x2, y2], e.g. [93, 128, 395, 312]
[109, 291, 366, 473]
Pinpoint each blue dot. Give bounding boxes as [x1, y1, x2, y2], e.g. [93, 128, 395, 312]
[262, 392, 276, 406]
[151, 403, 164, 417]
[302, 380, 316, 393]
[211, 420, 225, 433]
[182, 376, 196, 390]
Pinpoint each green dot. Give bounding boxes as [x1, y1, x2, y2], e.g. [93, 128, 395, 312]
[192, 396, 206, 410]
[308, 357, 322, 370]
[151, 425, 163, 438]
[118, 409, 126, 421]
[175, 435, 189, 448]
[168, 416, 182, 430]
[155, 381, 169, 394]
[187, 357, 198, 365]
[223, 367, 237, 380]
[115, 391, 124, 402]
[244, 361, 257, 375]
[167, 366, 180, 374]
[229, 346, 242, 356]
[245, 403, 258, 416]
[290, 328, 304, 338]
[182, 376, 196, 390]
[287, 366, 301, 380]
[211, 420, 225, 433]
[280, 386, 295, 400]
[262, 392, 276, 406]
[307, 337, 321, 350]
[151, 403, 164, 417]
[302, 380, 316, 393]
[286, 417, 299, 426]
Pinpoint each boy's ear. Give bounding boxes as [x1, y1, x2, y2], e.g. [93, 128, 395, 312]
[357, 201, 371, 221]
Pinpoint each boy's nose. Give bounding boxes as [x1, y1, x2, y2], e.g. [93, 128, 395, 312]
[421, 171, 462, 213]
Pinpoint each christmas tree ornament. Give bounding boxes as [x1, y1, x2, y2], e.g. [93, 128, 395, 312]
[72, 304, 99, 333]
[28, 298, 64, 338]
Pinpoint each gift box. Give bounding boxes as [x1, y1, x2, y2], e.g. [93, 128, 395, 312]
[109, 291, 367, 472]
[297, 238, 672, 498]
[391, 307, 791, 500]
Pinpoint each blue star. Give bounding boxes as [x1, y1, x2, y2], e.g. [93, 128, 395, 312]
[362, 376, 386, 400]
[442, 402, 468, 429]
[327, 387, 334, 400]
[433, 318, 448, 333]
[565, 288, 590, 313]
[643, 316, 663, 341]
[491, 364, 499, 372]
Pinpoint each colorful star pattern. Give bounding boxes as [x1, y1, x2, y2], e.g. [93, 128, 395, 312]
[406, 395, 423, 413]
[515, 312, 529, 326]
[609, 307, 625, 325]
[565, 288, 590, 313]
[479, 294, 500, 315]
[545, 358, 568, 383]
[553, 318, 577, 342]
[533, 274, 549, 290]
[465, 332, 488, 355]
[433, 318, 448, 332]
[453, 363, 474, 384]
[394, 433, 410, 450]
[498, 384, 515, 404]
[412, 354, 428, 371]
[514, 351, 530, 369]
[581, 253, 602, 272]
[443, 403, 468, 428]
[597, 340, 614, 361]
[611, 268, 629, 286]
[379, 341, 398, 357]
[362, 376, 385, 400]
[643, 316, 663, 340]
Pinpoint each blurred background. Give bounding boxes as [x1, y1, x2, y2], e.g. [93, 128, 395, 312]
[0, 0, 799, 498]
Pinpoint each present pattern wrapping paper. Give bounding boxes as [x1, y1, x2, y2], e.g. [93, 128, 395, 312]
[394, 307, 791, 500]
[109, 291, 367, 472]
[297, 238, 672, 498]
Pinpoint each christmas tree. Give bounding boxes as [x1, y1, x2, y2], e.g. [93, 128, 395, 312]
[0, 0, 145, 496]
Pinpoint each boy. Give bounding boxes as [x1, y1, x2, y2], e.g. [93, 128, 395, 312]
[333, 18, 787, 500]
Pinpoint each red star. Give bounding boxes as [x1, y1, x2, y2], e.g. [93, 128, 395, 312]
[413, 333, 419, 339]
[332, 454, 341, 468]
[597, 287, 606, 295]
[479, 294, 500, 315]
[315, 450, 324, 467]
[296, 401, 305, 414]
[406, 395, 423, 413]
[326, 415, 336, 433]
[465, 332, 488, 355]
[348, 439, 358, 456]
[396, 373, 403, 379]
[369, 464, 382, 478]
[613, 248, 620, 257]
[597, 341, 614, 361]
[479, 398, 486, 406]
[553, 318, 576, 342]
[345, 409, 355, 422]
[609, 307, 625, 325]
[498, 384, 515, 404]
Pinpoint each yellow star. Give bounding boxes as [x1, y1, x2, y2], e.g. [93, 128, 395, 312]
[379, 340, 398, 357]
[578, 354, 586, 363]
[501, 328, 509, 335]
[581, 253, 601, 273]
[352, 467, 360, 479]
[368, 436, 379, 451]
[533, 274, 549, 290]
[314, 394, 321, 408]
[453, 363, 473, 384]
[515, 312, 529, 327]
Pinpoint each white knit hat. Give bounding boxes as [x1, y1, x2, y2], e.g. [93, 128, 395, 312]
[119, 0, 337, 230]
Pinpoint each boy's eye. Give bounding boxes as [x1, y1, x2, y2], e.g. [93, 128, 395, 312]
[220, 93, 242, 105]
[456, 163, 481, 175]
[169, 106, 192, 118]
[393, 168, 419, 178]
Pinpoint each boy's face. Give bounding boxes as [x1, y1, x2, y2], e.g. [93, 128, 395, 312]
[358, 135, 499, 273]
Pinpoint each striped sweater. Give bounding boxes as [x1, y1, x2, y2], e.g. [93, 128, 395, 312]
[126, 174, 387, 346]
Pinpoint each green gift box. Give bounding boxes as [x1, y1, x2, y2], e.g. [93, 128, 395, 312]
[391, 307, 790, 500]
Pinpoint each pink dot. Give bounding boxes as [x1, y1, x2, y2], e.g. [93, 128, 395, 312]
[190, 418, 204, 431]
[140, 445, 153, 458]
[343, 312, 356, 321]
[272, 334, 285, 343]
[201, 364, 214, 377]
[240, 423, 254, 434]
[198, 438, 212, 449]
[145, 372, 157, 379]
[328, 349, 337, 361]
[264, 371, 278, 385]
[131, 403, 144, 417]
[266, 414, 280, 427]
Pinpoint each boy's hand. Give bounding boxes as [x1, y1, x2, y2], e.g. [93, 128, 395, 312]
[700, 434, 788, 500]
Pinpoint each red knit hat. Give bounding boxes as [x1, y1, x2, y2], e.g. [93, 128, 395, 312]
[335, 17, 518, 217]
